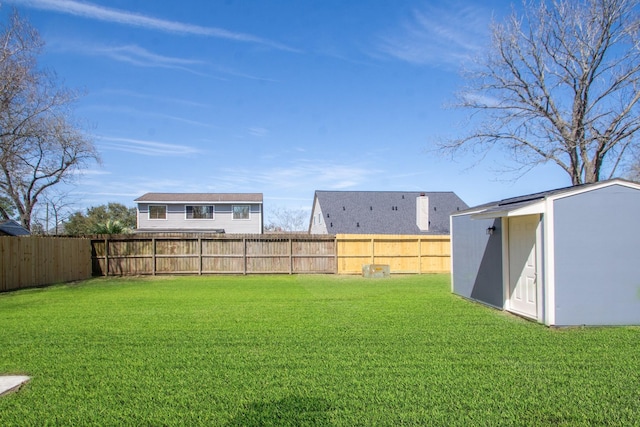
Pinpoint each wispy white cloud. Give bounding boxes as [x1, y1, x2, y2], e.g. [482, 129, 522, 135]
[248, 127, 269, 137]
[375, 2, 490, 67]
[50, 39, 213, 76]
[215, 160, 382, 192]
[50, 38, 275, 80]
[98, 137, 201, 156]
[458, 92, 501, 108]
[94, 44, 206, 73]
[86, 105, 213, 128]
[12, 0, 299, 52]
[96, 89, 212, 109]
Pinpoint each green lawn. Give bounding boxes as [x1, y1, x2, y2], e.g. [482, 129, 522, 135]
[0, 275, 638, 426]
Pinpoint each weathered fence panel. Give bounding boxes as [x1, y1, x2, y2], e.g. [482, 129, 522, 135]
[91, 233, 450, 276]
[336, 234, 450, 274]
[91, 234, 337, 276]
[0, 236, 92, 291]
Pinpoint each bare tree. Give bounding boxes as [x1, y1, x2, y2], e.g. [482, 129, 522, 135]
[30, 189, 79, 234]
[265, 206, 308, 232]
[0, 10, 99, 230]
[445, 0, 640, 185]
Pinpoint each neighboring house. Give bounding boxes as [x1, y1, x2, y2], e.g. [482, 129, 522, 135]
[309, 191, 468, 235]
[135, 193, 263, 234]
[0, 219, 30, 236]
[450, 178, 640, 326]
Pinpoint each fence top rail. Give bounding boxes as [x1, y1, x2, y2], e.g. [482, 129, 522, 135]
[336, 234, 450, 240]
[89, 233, 337, 241]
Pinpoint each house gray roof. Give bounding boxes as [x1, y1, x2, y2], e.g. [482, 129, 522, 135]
[135, 193, 263, 203]
[312, 191, 468, 235]
[0, 219, 30, 236]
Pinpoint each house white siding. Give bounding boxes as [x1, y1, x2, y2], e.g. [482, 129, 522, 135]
[309, 197, 328, 234]
[135, 193, 263, 234]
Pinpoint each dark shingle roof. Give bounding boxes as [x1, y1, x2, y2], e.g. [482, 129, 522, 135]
[313, 191, 468, 235]
[0, 219, 30, 236]
[135, 193, 263, 203]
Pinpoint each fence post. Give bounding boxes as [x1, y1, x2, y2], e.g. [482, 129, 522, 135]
[152, 238, 156, 276]
[334, 236, 338, 274]
[289, 238, 293, 274]
[418, 237, 423, 274]
[198, 237, 203, 275]
[243, 237, 247, 275]
[104, 237, 109, 276]
[370, 237, 375, 265]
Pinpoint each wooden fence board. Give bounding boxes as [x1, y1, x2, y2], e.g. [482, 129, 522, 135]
[2, 233, 451, 285]
[91, 234, 338, 276]
[0, 237, 92, 292]
[336, 234, 450, 274]
[89, 234, 450, 276]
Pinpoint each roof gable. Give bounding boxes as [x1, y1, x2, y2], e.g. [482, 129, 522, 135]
[313, 191, 468, 235]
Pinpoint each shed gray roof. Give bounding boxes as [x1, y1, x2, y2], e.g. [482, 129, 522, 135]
[313, 191, 468, 235]
[457, 178, 640, 217]
[135, 193, 263, 203]
[0, 219, 30, 236]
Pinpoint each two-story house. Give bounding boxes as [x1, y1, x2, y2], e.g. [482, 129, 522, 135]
[135, 193, 263, 234]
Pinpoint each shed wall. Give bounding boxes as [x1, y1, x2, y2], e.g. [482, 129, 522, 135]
[553, 185, 640, 325]
[451, 214, 503, 308]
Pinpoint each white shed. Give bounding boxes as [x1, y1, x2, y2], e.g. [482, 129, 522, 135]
[451, 179, 640, 326]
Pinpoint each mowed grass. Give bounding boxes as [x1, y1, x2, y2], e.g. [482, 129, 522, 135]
[0, 275, 638, 426]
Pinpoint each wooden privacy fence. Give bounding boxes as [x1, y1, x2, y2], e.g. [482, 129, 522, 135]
[336, 234, 450, 274]
[90, 233, 451, 276]
[0, 236, 92, 292]
[91, 234, 337, 276]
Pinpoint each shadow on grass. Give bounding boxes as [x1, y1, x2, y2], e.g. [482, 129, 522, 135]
[226, 395, 335, 426]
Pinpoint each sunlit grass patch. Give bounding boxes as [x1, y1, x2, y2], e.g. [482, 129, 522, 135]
[0, 274, 638, 425]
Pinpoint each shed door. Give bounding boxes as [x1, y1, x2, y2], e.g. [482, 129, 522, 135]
[508, 215, 538, 318]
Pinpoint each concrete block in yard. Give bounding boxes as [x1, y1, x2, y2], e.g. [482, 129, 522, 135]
[362, 264, 390, 278]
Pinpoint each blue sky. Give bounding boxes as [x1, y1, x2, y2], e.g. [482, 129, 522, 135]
[6, 0, 571, 222]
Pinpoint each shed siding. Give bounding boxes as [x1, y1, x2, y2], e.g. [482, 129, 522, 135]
[451, 215, 503, 308]
[553, 185, 640, 325]
[137, 203, 262, 233]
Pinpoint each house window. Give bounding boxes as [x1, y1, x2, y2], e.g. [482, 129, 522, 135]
[186, 205, 214, 219]
[233, 205, 250, 220]
[149, 205, 166, 220]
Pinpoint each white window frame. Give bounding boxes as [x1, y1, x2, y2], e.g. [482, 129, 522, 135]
[185, 205, 214, 220]
[232, 205, 250, 220]
[148, 205, 167, 220]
